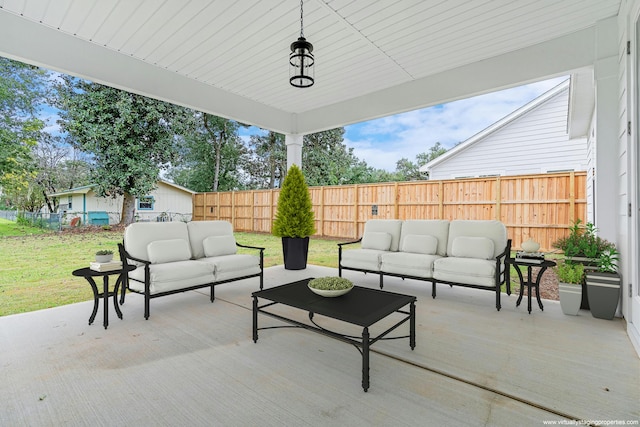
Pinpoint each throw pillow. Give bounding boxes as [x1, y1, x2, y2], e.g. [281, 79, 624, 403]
[361, 231, 392, 251]
[451, 236, 495, 260]
[401, 234, 438, 255]
[203, 235, 237, 257]
[147, 239, 192, 264]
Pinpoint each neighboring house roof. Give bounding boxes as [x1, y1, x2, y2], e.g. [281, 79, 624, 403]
[420, 79, 571, 173]
[47, 180, 194, 198]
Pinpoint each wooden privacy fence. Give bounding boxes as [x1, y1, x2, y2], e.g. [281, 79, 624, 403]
[192, 171, 587, 251]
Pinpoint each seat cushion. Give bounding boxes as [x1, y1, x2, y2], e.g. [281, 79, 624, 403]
[433, 257, 498, 288]
[446, 220, 507, 259]
[381, 252, 440, 278]
[198, 254, 261, 282]
[340, 249, 385, 271]
[128, 260, 214, 294]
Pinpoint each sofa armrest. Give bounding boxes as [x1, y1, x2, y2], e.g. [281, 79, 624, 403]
[495, 239, 512, 294]
[118, 242, 150, 266]
[337, 238, 362, 248]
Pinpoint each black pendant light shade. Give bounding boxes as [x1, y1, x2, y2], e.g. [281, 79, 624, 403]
[290, 0, 314, 88]
[290, 36, 314, 88]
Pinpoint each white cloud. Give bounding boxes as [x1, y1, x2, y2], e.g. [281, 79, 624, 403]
[345, 77, 568, 171]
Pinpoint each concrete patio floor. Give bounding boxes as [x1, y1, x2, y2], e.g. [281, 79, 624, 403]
[1, 265, 638, 426]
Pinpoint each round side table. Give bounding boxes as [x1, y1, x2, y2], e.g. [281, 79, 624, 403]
[509, 258, 556, 314]
[72, 265, 136, 329]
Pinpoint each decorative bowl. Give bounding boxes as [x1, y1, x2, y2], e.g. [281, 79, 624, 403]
[95, 254, 113, 263]
[521, 238, 540, 253]
[308, 277, 354, 298]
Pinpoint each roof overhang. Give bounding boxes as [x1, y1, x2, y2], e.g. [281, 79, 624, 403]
[0, 1, 619, 135]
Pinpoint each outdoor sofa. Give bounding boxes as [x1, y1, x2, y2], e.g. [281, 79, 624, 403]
[119, 220, 264, 319]
[338, 219, 511, 310]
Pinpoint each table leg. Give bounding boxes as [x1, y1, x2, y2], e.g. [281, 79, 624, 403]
[102, 276, 109, 329]
[113, 275, 123, 320]
[362, 327, 370, 392]
[86, 277, 99, 325]
[534, 266, 546, 311]
[527, 266, 533, 314]
[410, 301, 416, 350]
[514, 264, 524, 307]
[252, 296, 258, 343]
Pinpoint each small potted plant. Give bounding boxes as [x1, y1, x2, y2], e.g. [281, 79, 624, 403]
[95, 250, 114, 263]
[585, 247, 621, 320]
[272, 164, 316, 270]
[308, 277, 353, 297]
[555, 260, 585, 315]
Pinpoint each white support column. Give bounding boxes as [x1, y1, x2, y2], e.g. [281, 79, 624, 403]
[593, 17, 619, 242]
[285, 134, 303, 170]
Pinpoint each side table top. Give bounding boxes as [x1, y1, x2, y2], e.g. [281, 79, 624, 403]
[72, 264, 136, 277]
[509, 258, 556, 268]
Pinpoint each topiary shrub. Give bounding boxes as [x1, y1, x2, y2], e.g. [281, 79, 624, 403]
[272, 164, 316, 238]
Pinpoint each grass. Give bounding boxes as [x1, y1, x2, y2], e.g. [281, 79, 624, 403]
[0, 218, 546, 316]
[0, 220, 344, 316]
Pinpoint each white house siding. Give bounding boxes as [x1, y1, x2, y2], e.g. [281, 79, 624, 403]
[618, 0, 640, 355]
[428, 86, 587, 180]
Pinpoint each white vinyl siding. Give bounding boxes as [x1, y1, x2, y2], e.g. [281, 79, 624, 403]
[429, 86, 587, 180]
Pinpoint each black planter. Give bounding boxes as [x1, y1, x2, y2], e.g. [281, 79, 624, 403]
[585, 271, 621, 320]
[282, 237, 309, 270]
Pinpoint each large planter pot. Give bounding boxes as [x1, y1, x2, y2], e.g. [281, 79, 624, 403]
[585, 271, 621, 320]
[282, 237, 309, 270]
[566, 256, 599, 310]
[558, 282, 582, 315]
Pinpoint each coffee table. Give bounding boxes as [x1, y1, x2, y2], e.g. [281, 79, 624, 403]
[252, 278, 416, 392]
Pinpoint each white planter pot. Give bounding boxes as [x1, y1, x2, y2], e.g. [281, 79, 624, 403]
[95, 254, 113, 263]
[559, 282, 582, 316]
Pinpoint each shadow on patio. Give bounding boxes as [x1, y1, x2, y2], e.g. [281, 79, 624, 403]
[1, 265, 638, 426]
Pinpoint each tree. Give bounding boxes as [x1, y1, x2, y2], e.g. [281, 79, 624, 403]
[56, 77, 190, 225]
[169, 113, 249, 192]
[247, 131, 286, 189]
[0, 57, 46, 191]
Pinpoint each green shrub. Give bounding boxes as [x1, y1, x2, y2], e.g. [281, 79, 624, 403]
[272, 164, 316, 238]
[555, 261, 584, 284]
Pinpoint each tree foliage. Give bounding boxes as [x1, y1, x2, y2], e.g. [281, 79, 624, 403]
[55, 77, 190, 224]
[272, 164, 315, 238]
[0, 57, 46, 190]
[169, 114, 249, 192]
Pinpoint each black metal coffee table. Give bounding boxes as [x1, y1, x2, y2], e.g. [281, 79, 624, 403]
[252, 278, 416, 392]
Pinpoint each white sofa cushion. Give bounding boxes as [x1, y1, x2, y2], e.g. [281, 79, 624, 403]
[451, 236, 495, 260]
[124, 222, 190, 262]
[187, 220, 235, 260]
[401, 234, 438, 255]
[381, 252, 440, 278]
[446, 220, 507, 259]
[361, 219, 403, 251]
[433, 257, 498, 288]
[147, 239, 192, 264]
[341, 249, 385, 271]
[198, 254, 261, 282]
[361, 231, 392, 251]
[400, 220, 450, 256]
[203, 235, 237, 257]
[128, 260, 214, 294]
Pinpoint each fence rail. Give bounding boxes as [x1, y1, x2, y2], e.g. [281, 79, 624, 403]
[195, 171, 587, 251]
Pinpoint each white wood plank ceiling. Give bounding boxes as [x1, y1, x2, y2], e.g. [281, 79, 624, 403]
[0, 0, 622, 134]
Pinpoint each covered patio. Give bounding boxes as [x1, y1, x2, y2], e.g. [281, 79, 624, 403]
[2, 266, 638, 426]
[1, 1, 640, 424]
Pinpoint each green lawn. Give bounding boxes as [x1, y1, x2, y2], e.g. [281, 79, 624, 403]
[0, 219, 344, 316]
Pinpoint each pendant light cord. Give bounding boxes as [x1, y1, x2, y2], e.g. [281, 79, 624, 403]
[299, 0, 305, 38]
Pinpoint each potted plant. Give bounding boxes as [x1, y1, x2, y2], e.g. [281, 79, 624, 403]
[585, 247, 621, 320]
[552, 219, 615, 309]
[272, 164, 316, 270]
[555, 260, 585, 315]
[95, 250, 114, 263]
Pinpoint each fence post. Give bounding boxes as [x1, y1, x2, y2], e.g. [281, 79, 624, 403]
[438, 181, 444, 219]
[495, 176, 501, 221]
[394, 182, 399, 219]
[569, 171, 575, 224]
[353, 184, 359, 239]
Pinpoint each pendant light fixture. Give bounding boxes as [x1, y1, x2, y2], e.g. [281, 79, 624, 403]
[289, 0, 314, 88]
